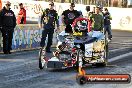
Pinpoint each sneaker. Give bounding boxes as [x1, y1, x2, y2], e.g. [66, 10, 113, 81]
[8, 51, 11, 54]
[4, 51, 8, 54]
[107, 38, 112, 42]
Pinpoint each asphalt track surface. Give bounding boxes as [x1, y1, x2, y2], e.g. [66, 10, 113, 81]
[0, 30, 132, 88]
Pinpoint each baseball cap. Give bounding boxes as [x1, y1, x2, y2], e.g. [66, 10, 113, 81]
[70, 3, 75, 7]
[19, 3, 23, 6]
[96, 5, 103, 10]
[6, 1, 11, 5]
[96, 5, 100, 8]
[49, 1, 54, 6]
[104, 8, 108, 11]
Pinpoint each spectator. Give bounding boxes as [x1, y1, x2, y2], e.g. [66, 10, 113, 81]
[97, 5, 104, 16]
[17, 3, 26, 24]
[89, 6, 95, 15]
[0, 0, 2, 10]
[0, 1, 16, 54]
[89, 6, 104, 31]
[103, 7, 112, 41]
[78, 10, 83, 17]
[61, 2, 81, 33]
[39, 1, 59, 53]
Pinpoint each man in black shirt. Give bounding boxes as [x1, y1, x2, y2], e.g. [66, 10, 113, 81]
[0, 1, 16, 54]
[61, 3, 81, 33]
[39, 1, 59, 53]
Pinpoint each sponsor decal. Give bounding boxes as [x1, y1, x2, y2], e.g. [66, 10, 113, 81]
[68, 13, 75, 19]
[76, 68, 131, 85]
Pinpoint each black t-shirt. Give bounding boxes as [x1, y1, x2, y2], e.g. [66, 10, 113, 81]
[0, 7, 16, 28]
[103, 12, 111, 25]
[41, 8, 58, 28]
[62, 9, 80, 25]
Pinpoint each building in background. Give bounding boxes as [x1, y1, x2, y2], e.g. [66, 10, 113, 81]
[127, 0, 132, 7]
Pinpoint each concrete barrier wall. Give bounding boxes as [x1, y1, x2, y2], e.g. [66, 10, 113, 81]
[0, 25, 42, 52]
[107, 7, 132, 31]
[0, 24, 62, 52]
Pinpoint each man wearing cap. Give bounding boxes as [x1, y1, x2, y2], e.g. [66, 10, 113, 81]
[17, 3, 26, 24]
[39, 1, 59, 53]
[99, 6, 104, 17]
[89, 6, 104, 32]
[61, 3, 81, 33]
[0, 1, 16, 54]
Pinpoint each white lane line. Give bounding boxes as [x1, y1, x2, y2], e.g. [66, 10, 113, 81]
[108, 52, 132, 62]
[111, 42, 132, 45]
[109, 47, 128, 52]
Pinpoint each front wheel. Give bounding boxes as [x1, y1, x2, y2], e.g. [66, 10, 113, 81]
[75, 49, 83, 72]
[39, 47, 47, 70]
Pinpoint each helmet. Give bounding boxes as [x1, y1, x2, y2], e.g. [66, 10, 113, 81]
[72, 18, 88, 32]
[77, 20, 87, 31]
[70, 2, 75, 7]
[49, 1, 54, 6]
